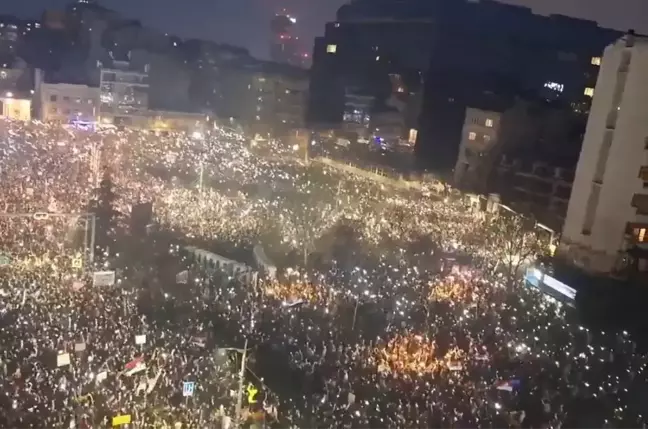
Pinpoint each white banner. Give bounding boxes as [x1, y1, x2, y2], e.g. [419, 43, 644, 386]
[93, 271, 116, 287]
[176, 270, 189, 284]
[74, 342, 86, 352]
[57, 352, 71, 367]
[135, 334, 146, 345]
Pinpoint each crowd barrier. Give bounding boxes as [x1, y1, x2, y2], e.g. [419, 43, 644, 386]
[185, 246, 257, 284]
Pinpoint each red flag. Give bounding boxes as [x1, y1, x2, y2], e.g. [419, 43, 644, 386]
[124, 356, 144, 370]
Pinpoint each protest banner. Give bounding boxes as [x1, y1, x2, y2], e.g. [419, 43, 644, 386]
[93, 271, 116, 287]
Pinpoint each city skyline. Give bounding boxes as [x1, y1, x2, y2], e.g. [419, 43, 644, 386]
[1, 0, 646, 60]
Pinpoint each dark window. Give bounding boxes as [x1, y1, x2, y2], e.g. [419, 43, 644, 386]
[631, 193, 648, 215]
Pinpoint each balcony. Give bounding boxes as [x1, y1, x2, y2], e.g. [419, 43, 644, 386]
[639, 166, 648, 182]
[631, 193, 648, 215]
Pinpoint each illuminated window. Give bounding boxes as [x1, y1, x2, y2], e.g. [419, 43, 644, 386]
[584, 87, 595, 97]
[468, 132, 476, 141]
[326, 44, 337, 54]
[375, 56, 380, 61]
[591, 56, 601, 66]
[485, 119, 494, 128]
[634, 228, 647, 242]
[397, 86, 404, 93]
[483, 135, 491, 142]
[408, 128, 418, 143]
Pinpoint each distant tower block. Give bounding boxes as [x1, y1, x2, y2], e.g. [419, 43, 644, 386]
[270, 12, 299, 65]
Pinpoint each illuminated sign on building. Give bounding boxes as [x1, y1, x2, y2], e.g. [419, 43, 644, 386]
[543, 81, 564, 92]
[525, 267, 576, 304]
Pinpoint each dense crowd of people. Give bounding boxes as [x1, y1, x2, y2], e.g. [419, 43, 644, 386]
[0, 117, 647, 429]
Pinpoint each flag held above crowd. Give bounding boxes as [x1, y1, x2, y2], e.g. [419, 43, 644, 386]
[495, 379, 521, 392]
[176, 270, 189, 284]
[112, 414, 131, 427]
[124, 356, 146, 376]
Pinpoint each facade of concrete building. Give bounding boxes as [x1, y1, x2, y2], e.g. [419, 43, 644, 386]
[454, 107, 504, 187]
[98, 62, 149, 124]
[494, 158, 573, 231]
[273, 71, 309, 131]
[560, 34, 648, 273]
[455, 99, 581, 226]
[0, 96, 31, 121]
[454, 101, 541, 190]
[39, 83, 99, 123]
[220, 60, 308, 136]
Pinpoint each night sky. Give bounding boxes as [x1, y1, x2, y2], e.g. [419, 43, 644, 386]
[2, 0, 646, 60]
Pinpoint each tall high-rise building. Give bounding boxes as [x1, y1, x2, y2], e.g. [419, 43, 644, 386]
[560, 33, 648, 274]
[308, 0, 622, 171]
[270, 11, 299, 66]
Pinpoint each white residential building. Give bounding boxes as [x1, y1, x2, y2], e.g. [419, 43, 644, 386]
[454, 107, 502, 186]
[40, 83, 99, 123]
[560, 33, 648, 273]
[99, 63, 149, 125]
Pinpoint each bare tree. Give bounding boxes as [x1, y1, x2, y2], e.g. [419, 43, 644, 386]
[485, 214, 547, 285]
[293, 200, 341, 267]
